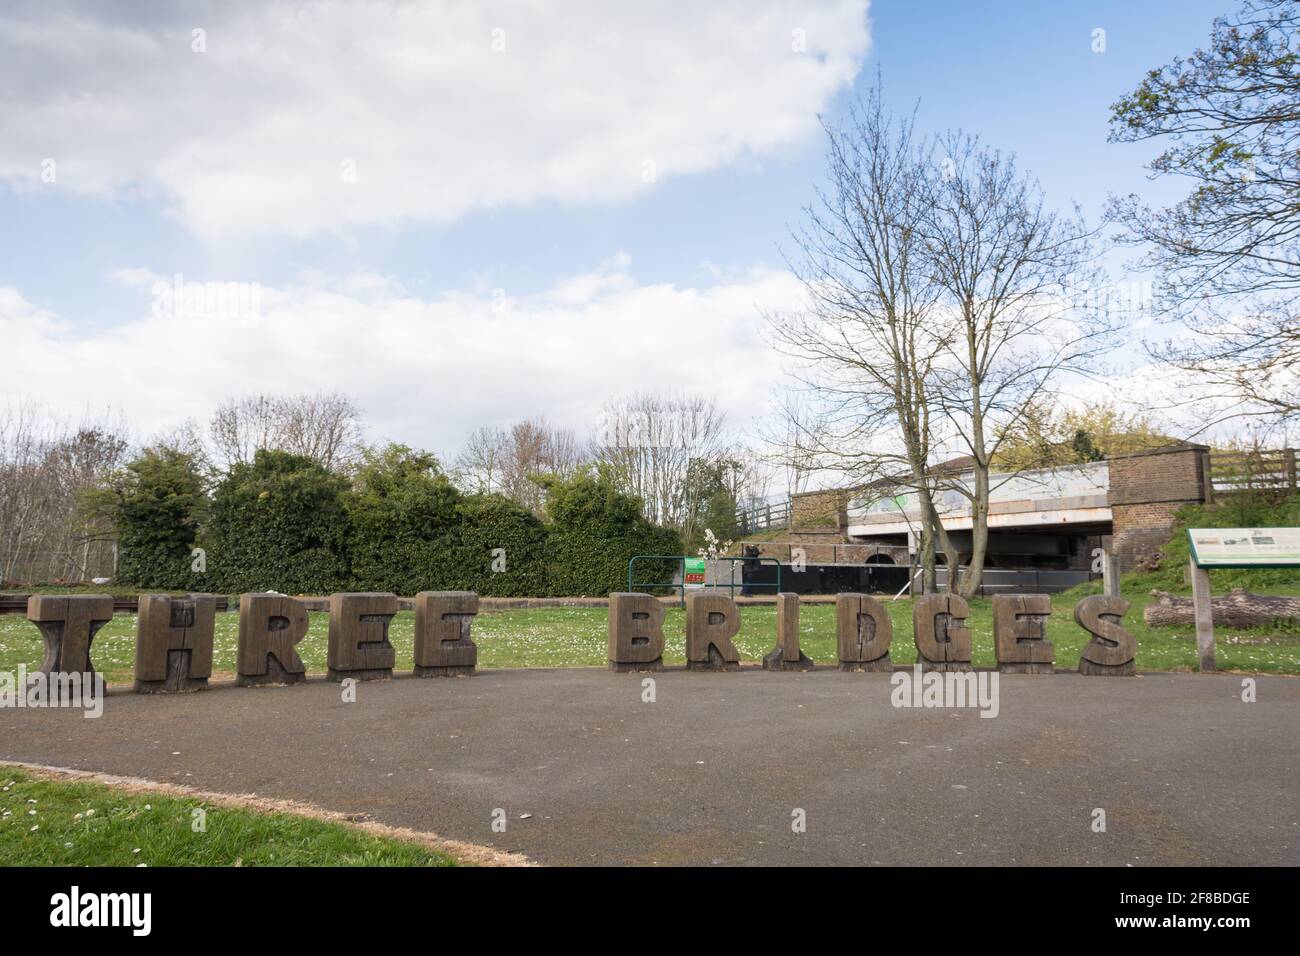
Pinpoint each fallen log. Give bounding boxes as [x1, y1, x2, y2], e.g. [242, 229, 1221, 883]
[1145, 587, 1300, 629]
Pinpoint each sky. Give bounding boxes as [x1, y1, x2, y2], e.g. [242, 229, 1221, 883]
[0, 0, 1235, 463]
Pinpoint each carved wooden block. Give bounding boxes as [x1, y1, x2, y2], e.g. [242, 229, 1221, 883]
[607, 592, 666, 672]
[26, 595, 113, 682]
[913, 593, 972, 672]
[836, 593, 893, 671]
[685, 592, 741, 671]
[413, 591, 478, 677]
[1075, 595, 1137, 676]
[763, 593, 814, 671]
[327, 592, 397, 681]
[134, 593, 216, 693]
[237, 593, 309, 686]
[992, 594, 1055, 674]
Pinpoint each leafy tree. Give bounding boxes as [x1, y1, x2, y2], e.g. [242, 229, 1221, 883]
[993, 401, 1176, 471]
[1108, 0, 1299, 426]
[447, 493, 549, 596]
[348, 443, 548, 595]
[105, 446, 208, 589]
[205, 449, 351, 594]
[681, 459, 739, 553]
[348, 444, 458, 590]
[542, 469, 681, 596]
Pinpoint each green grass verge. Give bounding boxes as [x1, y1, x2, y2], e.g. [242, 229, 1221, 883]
[1, 588, 1297, 683]
[0, 767, 457, 866]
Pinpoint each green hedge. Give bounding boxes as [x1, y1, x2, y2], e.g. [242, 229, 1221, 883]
[108, 447, 207, 590]
[203, 450, 351, 594]
[112, 446, 683, 597]
[541, 472, 681, 596]
[347, 445, 459, 593]
[352, 496, 550, 596]
[445, 494, 551, 596]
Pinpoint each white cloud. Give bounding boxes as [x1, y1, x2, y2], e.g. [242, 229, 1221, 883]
[0, 258, 806, 455]
[0, 0, 871, 239]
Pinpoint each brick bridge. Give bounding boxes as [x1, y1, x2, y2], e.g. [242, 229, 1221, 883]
[742, 443, 1212, 577]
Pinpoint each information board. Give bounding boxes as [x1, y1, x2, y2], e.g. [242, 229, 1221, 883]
[683, 556, 707, 589]
[1187, 528, 1300, 568]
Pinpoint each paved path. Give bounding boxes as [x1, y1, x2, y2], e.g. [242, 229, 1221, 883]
[2, 668, 1296, 865]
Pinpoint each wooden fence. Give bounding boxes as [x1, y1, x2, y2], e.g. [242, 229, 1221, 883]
[1209, 448, 1298, 498]
[735, 500, 791, 534]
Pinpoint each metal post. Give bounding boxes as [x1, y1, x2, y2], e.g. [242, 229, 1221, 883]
[1190, 557, 1216, 672]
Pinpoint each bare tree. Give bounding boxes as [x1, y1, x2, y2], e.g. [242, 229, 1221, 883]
[769, 90, 1117, 596]
[500, 418, 586, 513]
[454, 418, 586, 513]
[455, 425, 508, 495]
[758, 390, 826, 502]
[148, 418, 213, 476]
[766, 90, 959, 590]
[592, 391, 730, 532]
[0, 402, 129, 584]
[921, 133, 1114, 596]
[208, 391, 363, 472]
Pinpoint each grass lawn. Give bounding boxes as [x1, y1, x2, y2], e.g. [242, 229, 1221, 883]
[1, 584, 1297, 683]
[0, 767, 457, 866]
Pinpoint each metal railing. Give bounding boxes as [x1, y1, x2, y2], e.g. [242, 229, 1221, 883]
[627, 554, 782, 607]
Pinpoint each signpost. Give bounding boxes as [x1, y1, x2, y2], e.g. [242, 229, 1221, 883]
[683, 556, 707, 591]
[1186, 527, 1300, 671]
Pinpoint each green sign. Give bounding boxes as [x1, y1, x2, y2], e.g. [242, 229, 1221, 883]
[684, 557, 706, 589]
[1188, 528, 1300, 568]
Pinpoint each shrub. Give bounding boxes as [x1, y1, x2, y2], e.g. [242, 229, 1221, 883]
[108, 447, 208, 590]
[542, 471, 682, 596]
[347, 445, 550, 595]
[114, 443, 686, 598]
[447, 493, 550, 596]
[205, 449, 351, 594]
[348, 445, 459, 593]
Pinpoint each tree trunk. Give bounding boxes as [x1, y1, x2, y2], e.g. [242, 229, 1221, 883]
[918, 522, 936, 594]
[1144, 588, 1300, 628]
[918, 489, 958, 593]
[960, 467, 990, 600]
